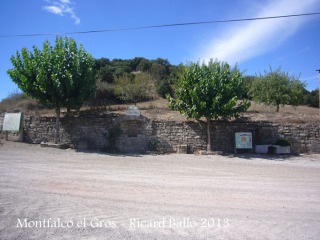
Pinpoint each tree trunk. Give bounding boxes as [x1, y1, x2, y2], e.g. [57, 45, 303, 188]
[206, 117, 211, 152]
[276, 105, 280, 112]
[54, 108, 60, 144]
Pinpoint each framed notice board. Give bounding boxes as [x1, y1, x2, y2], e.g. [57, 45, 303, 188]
[235, 132, 252, 149]
[3, 113, 22, 131]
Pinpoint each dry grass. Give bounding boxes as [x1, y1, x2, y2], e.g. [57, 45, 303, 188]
[244, 101, 319, 124]
[137, 99, 320, 124]
[1, 95, 319, 124]
[247, 101, 319, 115]
[0, 92, 43, 114]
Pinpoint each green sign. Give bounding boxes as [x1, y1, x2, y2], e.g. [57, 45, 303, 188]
[235, 132, 252, 149]
[3, 113, 22, 131]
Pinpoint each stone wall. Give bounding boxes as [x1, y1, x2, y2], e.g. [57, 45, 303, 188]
[152, 121, 320, 154]
[1, 112, 319, 154]
[17, 113, 151, 153]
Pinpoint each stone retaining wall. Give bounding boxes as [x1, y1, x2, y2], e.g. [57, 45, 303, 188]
[1, 113, 319, 154]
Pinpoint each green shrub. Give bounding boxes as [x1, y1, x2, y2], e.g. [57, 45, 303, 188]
[148, 139, 160, 151]
[274, 138, 291, 146]
[155, 78, 173, 98]
[113, 73, 155, 103]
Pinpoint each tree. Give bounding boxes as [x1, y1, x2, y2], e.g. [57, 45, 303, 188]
[155, 78, 173, 98]
[130, 57, 148, 71]
[250, 67, 306, 112]
[113, 72, 154, 103]
[96, 65, 115, 83]
[309, 89, 319, 108]
[241, 75, 256, 99]
[136, 58, 151, 72]
[150, 58, 170, 80]
[154, 64, 183, 98]
[111, 59, 133, 77]
[7, 36, 95, 143]
[94, 57, 110, 69]
[167, 59, 250, 152]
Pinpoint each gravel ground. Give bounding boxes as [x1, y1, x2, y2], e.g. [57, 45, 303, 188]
[0, 142, 320, 240]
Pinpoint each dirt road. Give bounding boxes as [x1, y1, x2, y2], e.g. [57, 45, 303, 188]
[1, 142, 320, 239]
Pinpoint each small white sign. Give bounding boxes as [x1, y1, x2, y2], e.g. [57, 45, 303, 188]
[3, 113, 22, 131]
[126, 105, 140, 116]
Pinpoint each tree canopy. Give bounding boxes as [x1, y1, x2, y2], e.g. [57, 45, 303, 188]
[7, 36, 95, 143]
[249, 67, 306, 112]
[167, 59, 250, 151]
[113, 72, 154, 103]
[89, 56, 185, 107]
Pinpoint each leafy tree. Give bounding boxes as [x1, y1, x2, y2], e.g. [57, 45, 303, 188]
[137, 58, 152, 72]
[241, 75, 256, 99]
[94, 57, 110, 69]
[309, 89, 319, 108]
[150, 58, 170, 80]
[250, 67, 306, 112]
[167, 59, 250, 152]
[7, 36, 95, 143]
[301, 88, 312, 106]
[96, 65, 115, 83]
[155, 78, 172, 98]
[92, 56, 182, 102]
[130, 57, 148, 71]
[149, 58, 176, 97]
[289, 78, 307, 106]
[114, 72, 154, 103]
[155, 64, 183, 98]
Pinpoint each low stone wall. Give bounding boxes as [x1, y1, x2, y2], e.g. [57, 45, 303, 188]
[152, 121, 320, 154]
[1, 112, 319, 154]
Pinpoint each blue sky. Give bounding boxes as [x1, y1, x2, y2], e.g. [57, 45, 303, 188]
[0, 0, 319, 101]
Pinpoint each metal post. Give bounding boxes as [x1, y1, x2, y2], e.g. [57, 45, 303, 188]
[19, 112, 23, 142]
[316, 69, 320, 115]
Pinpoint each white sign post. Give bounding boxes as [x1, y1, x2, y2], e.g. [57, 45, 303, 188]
[2, 113, 23, 141]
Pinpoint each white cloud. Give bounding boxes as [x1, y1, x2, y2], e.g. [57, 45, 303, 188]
[200, 0, 319, 65]
[43, 0, 80, 25]
[43, 6, 63, 15]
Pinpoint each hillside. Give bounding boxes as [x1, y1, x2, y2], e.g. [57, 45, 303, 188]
[1, 56, 319, 124]
[136, 99, 320, 124]
[138, 99, 320, 124]
[1, 94, 319, 124]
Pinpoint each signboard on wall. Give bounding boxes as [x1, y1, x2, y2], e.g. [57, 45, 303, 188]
[126, 105, 140, 116]
[2, 113, 22, 131]
[235, 132, 252, 149]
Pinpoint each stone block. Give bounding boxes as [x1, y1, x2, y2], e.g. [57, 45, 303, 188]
[40, 142, 69, 149]
[198, 150, 207, 155]
[177, 145, 188, 154]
